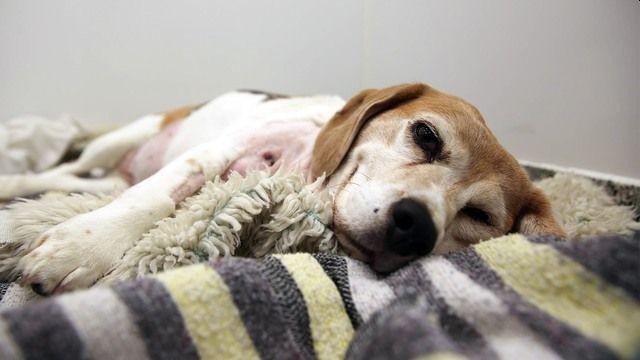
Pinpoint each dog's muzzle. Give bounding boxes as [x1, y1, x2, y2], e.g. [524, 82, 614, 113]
[336, 197, 439, 274]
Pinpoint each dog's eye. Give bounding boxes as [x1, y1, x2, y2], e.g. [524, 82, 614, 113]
[412, 123, 441, 162]
[461, 206, 492, 226]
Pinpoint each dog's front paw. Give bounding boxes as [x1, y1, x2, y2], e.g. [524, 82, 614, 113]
[17, 205, 145, 295]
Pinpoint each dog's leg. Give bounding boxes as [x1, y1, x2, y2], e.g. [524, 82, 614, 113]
[17, 138, 242, 295]
[0, 173, 128, 200]
[47, 114, 165, 176]
[0, 114, 163, 199]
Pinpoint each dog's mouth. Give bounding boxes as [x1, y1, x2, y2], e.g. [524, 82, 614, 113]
[335, 230, 417, 273]
[335, 231, 374, 262]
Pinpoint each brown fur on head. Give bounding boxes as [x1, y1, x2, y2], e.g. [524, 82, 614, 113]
[312, 83, 564, 272]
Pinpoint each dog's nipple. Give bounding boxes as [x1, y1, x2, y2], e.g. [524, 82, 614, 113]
[262, 152, 277, 167]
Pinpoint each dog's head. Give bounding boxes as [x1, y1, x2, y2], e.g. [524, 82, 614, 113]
[311, 83, 564, 272]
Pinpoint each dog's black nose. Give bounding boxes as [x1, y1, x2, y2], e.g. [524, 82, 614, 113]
[385, 198, 437, 257]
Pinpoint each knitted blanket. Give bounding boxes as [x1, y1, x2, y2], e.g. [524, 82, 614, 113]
[0, 232, 637, 360]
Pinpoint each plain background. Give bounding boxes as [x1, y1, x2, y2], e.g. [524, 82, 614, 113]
[1, 1, 638, 178]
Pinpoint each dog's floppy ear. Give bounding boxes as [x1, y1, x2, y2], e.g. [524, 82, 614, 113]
[311, 83, 427, 178]
[511, 187, 565, 237]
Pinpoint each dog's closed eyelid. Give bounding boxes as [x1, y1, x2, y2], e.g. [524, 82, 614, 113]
[460, 205, 493, 226]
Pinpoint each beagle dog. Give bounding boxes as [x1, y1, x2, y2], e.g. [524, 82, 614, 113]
[1, 83, 564, 295]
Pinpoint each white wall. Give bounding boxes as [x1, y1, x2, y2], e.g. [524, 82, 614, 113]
[362, 0, 640, 179]
[1, 1, 638, 178]
[0, 0, 363, 121]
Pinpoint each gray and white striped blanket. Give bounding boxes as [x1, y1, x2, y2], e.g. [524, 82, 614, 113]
[0, 232, 638, 359]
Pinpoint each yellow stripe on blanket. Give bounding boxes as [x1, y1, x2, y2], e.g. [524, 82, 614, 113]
[158, 264, 259, 360]
[415, 352, 467, 360]
[276, 254, 355, 360]
[475, 234, 640, 359]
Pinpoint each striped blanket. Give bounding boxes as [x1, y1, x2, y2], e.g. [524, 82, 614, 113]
[0, 233, 637, 360]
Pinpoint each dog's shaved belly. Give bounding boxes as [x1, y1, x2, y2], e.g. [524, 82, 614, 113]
[118, 120, 183, 184]
[224, 120, 320, 178]
[119, 119, 319, 186]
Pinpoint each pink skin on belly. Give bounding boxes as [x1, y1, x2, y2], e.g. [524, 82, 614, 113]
[119, 119, 320, 203]
[223, 120, 320, 179]
[118, 120, 183, 184]
[171, 121, 320, 203]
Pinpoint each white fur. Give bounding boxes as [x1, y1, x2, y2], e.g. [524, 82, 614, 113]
[10, 91, 344, 293]
[0, 192, 115, 281]
[0, 171, 336, 285]
[165, 93, 344, 163]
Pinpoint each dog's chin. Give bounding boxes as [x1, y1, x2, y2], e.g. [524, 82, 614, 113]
[370, 252, 416, 273]
[336, 232, 415, 274]
[335, 232, 372, 262]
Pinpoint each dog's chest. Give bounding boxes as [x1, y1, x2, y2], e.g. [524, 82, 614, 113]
[223, 120, 320, 178]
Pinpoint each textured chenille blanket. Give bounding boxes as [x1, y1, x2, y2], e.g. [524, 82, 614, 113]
[0, 233, 637, 360]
